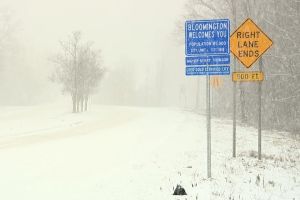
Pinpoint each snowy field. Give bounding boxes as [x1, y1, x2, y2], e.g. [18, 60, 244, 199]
[0, 104, 299, 200]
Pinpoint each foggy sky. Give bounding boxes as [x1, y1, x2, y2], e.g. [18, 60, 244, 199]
[0, 0, 187, 105]
[1, 0, 185, 66]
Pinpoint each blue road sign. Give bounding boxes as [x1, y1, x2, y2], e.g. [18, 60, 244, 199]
[185, 54, 230, 66]
[186, 66, 230, 76]
[185, 19, 230, 56]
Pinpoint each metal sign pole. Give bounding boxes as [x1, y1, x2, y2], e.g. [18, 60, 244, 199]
[258, 57, 263, 160]
[230, 17, 272, 160]
[206, 55, 211, 178]
[185, 19, 230, 179]
[233, 57, 237, 158]
[232, 0, 237, 158]
[207, 73, 211, 178]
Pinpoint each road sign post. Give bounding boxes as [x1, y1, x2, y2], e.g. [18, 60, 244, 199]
[230, 18, 272, 160]
[258, 58, 263, 160]
[206, 74, 211, 178]
[185, 19, 230, 178]
[233, 57, 237, 158]
[232, 1, 237, 158]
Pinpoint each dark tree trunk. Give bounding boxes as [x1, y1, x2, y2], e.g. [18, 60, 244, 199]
[72, 95, 76, 113]
[76, 95, 80, 113]
[84, 96, 88, 111]
[240, 90, 246, 123]
[80, 96, 84, 112]
[239, 83, 246, 123]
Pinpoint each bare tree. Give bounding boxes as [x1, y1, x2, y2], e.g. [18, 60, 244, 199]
[0, 8, 17, 70]
[51, 31, 105, 112]
[0, 9, 15, 49]
[77, 44, 105, 111]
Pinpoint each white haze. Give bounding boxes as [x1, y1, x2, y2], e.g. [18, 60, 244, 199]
[0, 0, 203, 108]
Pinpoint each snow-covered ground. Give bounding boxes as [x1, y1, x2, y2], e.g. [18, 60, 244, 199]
[0, 104, 299, 200]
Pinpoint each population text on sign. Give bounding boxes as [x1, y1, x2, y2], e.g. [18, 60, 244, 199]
[232, 71, 264, 82]
[185, 19, 230, 56]
[185, 54, 230, 66]
[186, 66, 230, 76]
[230, 18, 273, 68]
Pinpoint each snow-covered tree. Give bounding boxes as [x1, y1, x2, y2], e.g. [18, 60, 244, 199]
[51, 31, 105, 112]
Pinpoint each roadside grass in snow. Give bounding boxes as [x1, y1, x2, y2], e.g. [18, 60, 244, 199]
[169, 151, 299, 200]
[166, 119, 300, 200]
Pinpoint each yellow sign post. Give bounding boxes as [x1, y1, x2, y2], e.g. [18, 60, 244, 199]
[230, 18, 273, 161]
[230, 18, 273, 68]
[211, 76, 222, 88]
[232, 71, 264, 82]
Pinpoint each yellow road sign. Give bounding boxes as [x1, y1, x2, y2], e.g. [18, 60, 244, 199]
[230, 18, 273, 68]
[232, 71, 264, 82]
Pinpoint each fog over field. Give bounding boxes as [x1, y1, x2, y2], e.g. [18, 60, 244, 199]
[0, 0, 196, 107]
